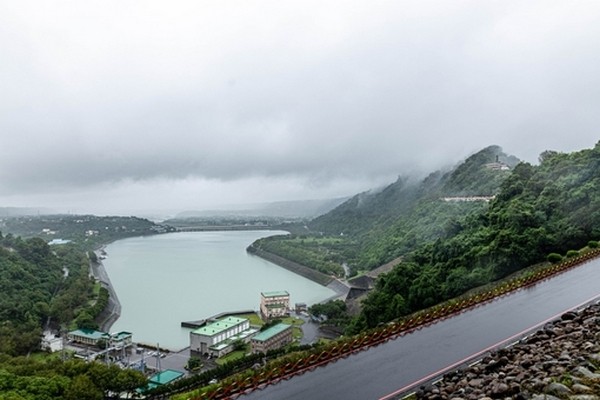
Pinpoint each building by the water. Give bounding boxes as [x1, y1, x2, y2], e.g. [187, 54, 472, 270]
[189, 316, 259, 357]
[67, 329, 133, 348]
[251, 323, 293, 354]
[260, 290, 290, 320]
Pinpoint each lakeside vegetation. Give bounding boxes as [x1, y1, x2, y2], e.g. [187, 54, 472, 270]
[0, 216, 166, 399]
[249, 143, 600, 333]
[0, 214, 174, 251]
[3, 143, 600, 398]
[0, 235, 148, 399]
[250, 235, 358, 277]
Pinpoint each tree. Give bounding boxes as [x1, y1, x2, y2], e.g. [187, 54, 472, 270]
[115, 368, 147, 397]
[75, 311, 97, 331]
[186, 356, 204, 371]
[65, 375, 102, 400]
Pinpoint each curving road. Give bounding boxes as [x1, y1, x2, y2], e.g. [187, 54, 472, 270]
[242, 257, 600, 400]
[90, 252, 121, 332]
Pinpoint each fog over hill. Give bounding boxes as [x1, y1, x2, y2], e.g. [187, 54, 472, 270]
[1, 2, 599, 215]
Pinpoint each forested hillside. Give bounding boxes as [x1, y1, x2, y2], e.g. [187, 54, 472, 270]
[0, 232, 148, 398]
[0, 215, 172, 249]
[0, 234, 101, 355]
[252, 145, 518, 275]
[310, 145, 518, 236]
[251, 143, 600, 332]
[0, 235, 63, 355]
[0, 215, 171, 356]
[351, 143, 600, 331]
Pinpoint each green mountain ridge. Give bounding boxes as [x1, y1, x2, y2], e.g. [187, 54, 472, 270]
[252, 142, 600, 332]
[253, 145, 520, 276]
[310, 145, 518, 236]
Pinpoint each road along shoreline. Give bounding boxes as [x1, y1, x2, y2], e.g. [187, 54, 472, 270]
[90, 247, 121, 332]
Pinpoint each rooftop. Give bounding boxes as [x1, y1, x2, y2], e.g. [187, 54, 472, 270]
[252, 323, 292, 342]
[209, 328, 260, 351]
[149, 369, 184, 385]
[192, 316, 248, 337]
[261, 290, 290, 298]
[69, 329, 109, 341]
[111, 331, 132, 341]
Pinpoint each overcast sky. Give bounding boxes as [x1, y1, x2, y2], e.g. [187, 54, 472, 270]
[1, 1, 599, 216]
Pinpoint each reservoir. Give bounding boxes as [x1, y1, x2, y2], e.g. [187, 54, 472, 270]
[102, 231, 335, 350]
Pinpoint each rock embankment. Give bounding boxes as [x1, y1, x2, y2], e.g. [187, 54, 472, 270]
[246, 246, 335, 286]
[414, 302, 600, 400]
[90, 251, 121, 332]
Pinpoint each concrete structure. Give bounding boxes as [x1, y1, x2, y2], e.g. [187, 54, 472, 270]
[251, 323, 293, 354]
[208, 326, 259, 358]
[139, 369, 184, 393]
[485, 162, 510, 171]
[41, 332, 63, 352]
[67, 329, 110, 346]
[442, 196, 496, 202]
[110, 331, 133, 349]
[67, 329, 133, 350]
[149, 369, 184, 385]
[190, 316, 253, 357]
[260, 291, 290, 320]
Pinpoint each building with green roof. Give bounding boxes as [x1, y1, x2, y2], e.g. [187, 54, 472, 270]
[110, 331, 132, 349]
[67, 329, 134, 352]
[149, 369, 184, 385]
[260, 290, 290, 320]
[137, 369, 184, 393]
[67, 329, 110, 346]
[251, 323, 293, 354]
[190, 316, 251, 357]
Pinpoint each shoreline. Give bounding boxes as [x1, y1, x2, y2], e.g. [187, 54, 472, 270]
[91, 232, 348, 336]
[246, 245, 351, 299]
[90, 246, 121, 332]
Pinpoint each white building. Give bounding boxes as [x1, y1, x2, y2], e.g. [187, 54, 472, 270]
[190, 316, 253, 357]
[260, 291, 290, 320]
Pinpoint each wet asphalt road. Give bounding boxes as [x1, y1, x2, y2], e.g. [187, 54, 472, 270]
[241, 258, 600, 400]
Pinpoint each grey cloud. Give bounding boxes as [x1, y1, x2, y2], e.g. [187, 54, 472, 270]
[1, 1, 599, 212]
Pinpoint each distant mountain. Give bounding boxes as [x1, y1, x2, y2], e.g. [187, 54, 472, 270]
[309, 145, 519, 237]
[251, 146, 521, 277]
[175, 197, 348, 219]
[0, 207, 56, 217]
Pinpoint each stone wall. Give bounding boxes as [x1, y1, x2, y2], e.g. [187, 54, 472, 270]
[413, 302, 600, 400]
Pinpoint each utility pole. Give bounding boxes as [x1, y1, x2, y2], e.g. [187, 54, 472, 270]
[155, 343, 161, 372]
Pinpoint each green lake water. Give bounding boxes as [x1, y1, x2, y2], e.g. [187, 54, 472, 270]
[102, 231, 335, 350]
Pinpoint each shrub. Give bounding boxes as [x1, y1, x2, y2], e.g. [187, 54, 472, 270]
[186, 357, 203, 371]
[547, 253, 563, 263]
[588, 240, 599, 248]
[566, 250, 579, 258]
